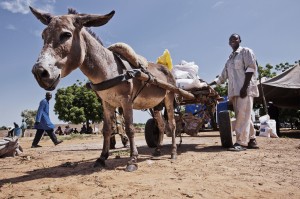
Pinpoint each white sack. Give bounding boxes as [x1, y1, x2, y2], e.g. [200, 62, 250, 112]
[173, 60, 199, 79]
[176, 78, 202, 90]
[259, 119, 278, 138]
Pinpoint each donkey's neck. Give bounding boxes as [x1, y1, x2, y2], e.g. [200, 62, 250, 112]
[80, 30, 117, 84]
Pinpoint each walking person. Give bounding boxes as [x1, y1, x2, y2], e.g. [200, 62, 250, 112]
[31, 92, 63, 148]
[209, 33, 259, 151]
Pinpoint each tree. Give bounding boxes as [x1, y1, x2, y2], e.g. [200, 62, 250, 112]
[54, 80, 103, 127]
[275, 60, 300, 72]
[21, 109, 37, 128]
[258, 63, 277, 79]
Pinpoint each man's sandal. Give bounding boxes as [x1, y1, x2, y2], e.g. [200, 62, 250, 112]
[228, 143, 247, 151]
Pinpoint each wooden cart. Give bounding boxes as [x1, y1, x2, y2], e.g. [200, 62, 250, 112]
[128, 69, 233, 148]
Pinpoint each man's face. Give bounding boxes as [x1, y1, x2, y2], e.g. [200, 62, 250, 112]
[229, 35, 241, 50]
[46, 93, 52, 100]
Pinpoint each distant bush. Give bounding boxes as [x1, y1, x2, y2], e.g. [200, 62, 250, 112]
[0, 126, 7, 130]
[133, 123, 145, 128]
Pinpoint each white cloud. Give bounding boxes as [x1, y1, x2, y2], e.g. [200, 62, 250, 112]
[0, 0, 55, 14]
[0, 0, 32, 14]
[6, 24, 17, 30]
[212, 1, 224, 9]
[35, 0, 56, 13]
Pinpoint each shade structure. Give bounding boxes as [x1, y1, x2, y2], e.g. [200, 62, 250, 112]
[258, 64, 300, 109]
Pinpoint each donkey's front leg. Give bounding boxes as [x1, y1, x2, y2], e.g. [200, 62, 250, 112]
[122, 106, 138, 172]
[94, 103, 115, 169]
[153, 110, 165, 157]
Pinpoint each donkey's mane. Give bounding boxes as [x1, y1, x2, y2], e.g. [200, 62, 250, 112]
[68, 8, 104, 46]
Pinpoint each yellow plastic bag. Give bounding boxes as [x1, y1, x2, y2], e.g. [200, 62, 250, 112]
[156, 49, 173, 70]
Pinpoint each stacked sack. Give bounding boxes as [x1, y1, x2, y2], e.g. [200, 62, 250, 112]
[172, 60, 207, 90]
[259, 114, 278, 138]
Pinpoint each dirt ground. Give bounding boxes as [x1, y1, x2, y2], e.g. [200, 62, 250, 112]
[0, 129, 299, 199]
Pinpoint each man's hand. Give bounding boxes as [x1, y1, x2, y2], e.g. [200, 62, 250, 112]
[240, 86, 247, 98]
[240, 72, 253, 98]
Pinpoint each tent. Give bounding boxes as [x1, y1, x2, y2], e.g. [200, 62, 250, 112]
[258, 64, 300, 109]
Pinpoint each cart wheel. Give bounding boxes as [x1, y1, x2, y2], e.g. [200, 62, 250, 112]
[144, 118, 159, 148]
[218, 110, 233, 148]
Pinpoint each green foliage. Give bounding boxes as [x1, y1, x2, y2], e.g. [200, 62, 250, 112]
[258, 63, 277, 79]
[54, 80, 103, 125]
[275, 60, 300, 72]
[214, 83, 228, 97]
[21, 109, 37, 128]
[133, 123, 145, 128]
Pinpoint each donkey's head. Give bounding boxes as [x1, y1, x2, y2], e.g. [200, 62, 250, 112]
[30, 7, 115, 90]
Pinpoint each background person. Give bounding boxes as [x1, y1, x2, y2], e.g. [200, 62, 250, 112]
[7, 122, 19, 137]
[13, 122, 21, 137]
[20, 119, 27, 137]
[55, 126, 63, 135]
[80, 124, 87, 134]
[267, 101, 281, 137]
[110, 108, 129, 149]
[64, 125, 73, 135]
[31, 92, 63, 148]
[73, 128, 79, 134]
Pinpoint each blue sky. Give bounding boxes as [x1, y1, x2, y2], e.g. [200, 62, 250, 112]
[0, 0, 299, 127]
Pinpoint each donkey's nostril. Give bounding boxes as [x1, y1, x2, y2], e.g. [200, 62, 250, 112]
[41, 69, 49, 78]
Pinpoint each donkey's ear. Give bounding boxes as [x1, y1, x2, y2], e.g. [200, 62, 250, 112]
[29, 6, 53, 25]
[76, 10, 115, 27]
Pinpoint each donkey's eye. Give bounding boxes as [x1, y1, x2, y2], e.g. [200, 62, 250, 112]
[59, 32, 72, 42]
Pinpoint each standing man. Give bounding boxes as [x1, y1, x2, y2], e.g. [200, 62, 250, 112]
[20, 119, 27, 137]
[210, 33, 259, 151]
[31, 92, 63, 148]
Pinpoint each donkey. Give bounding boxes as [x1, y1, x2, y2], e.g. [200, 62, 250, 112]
[30, 7, 177, 171]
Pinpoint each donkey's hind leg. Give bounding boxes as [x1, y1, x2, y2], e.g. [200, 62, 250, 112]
[122, 105, 139, 172]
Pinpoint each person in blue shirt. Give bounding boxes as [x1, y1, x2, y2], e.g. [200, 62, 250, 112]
[31, 92, 63, 148]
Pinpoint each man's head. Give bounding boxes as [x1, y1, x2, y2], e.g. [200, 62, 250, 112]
[229, 33, 241, 51]
[46, 92, 52, 100]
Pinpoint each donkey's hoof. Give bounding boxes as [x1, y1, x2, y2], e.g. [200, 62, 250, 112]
[152, 150, 161, 157]
[93, 158, 105, 168]
[125, 164, 138, 172]
[171, 154, 177, 160]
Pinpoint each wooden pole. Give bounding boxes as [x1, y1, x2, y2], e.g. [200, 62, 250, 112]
[134, 70, 196, 100]
[257, 61, 268, 115]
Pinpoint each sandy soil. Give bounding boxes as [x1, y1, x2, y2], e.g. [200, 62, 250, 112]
[0, 129, 299, 199]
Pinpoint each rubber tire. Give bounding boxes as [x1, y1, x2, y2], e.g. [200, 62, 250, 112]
[144, 118, 159, 148]
[218, 110, 233, 148]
